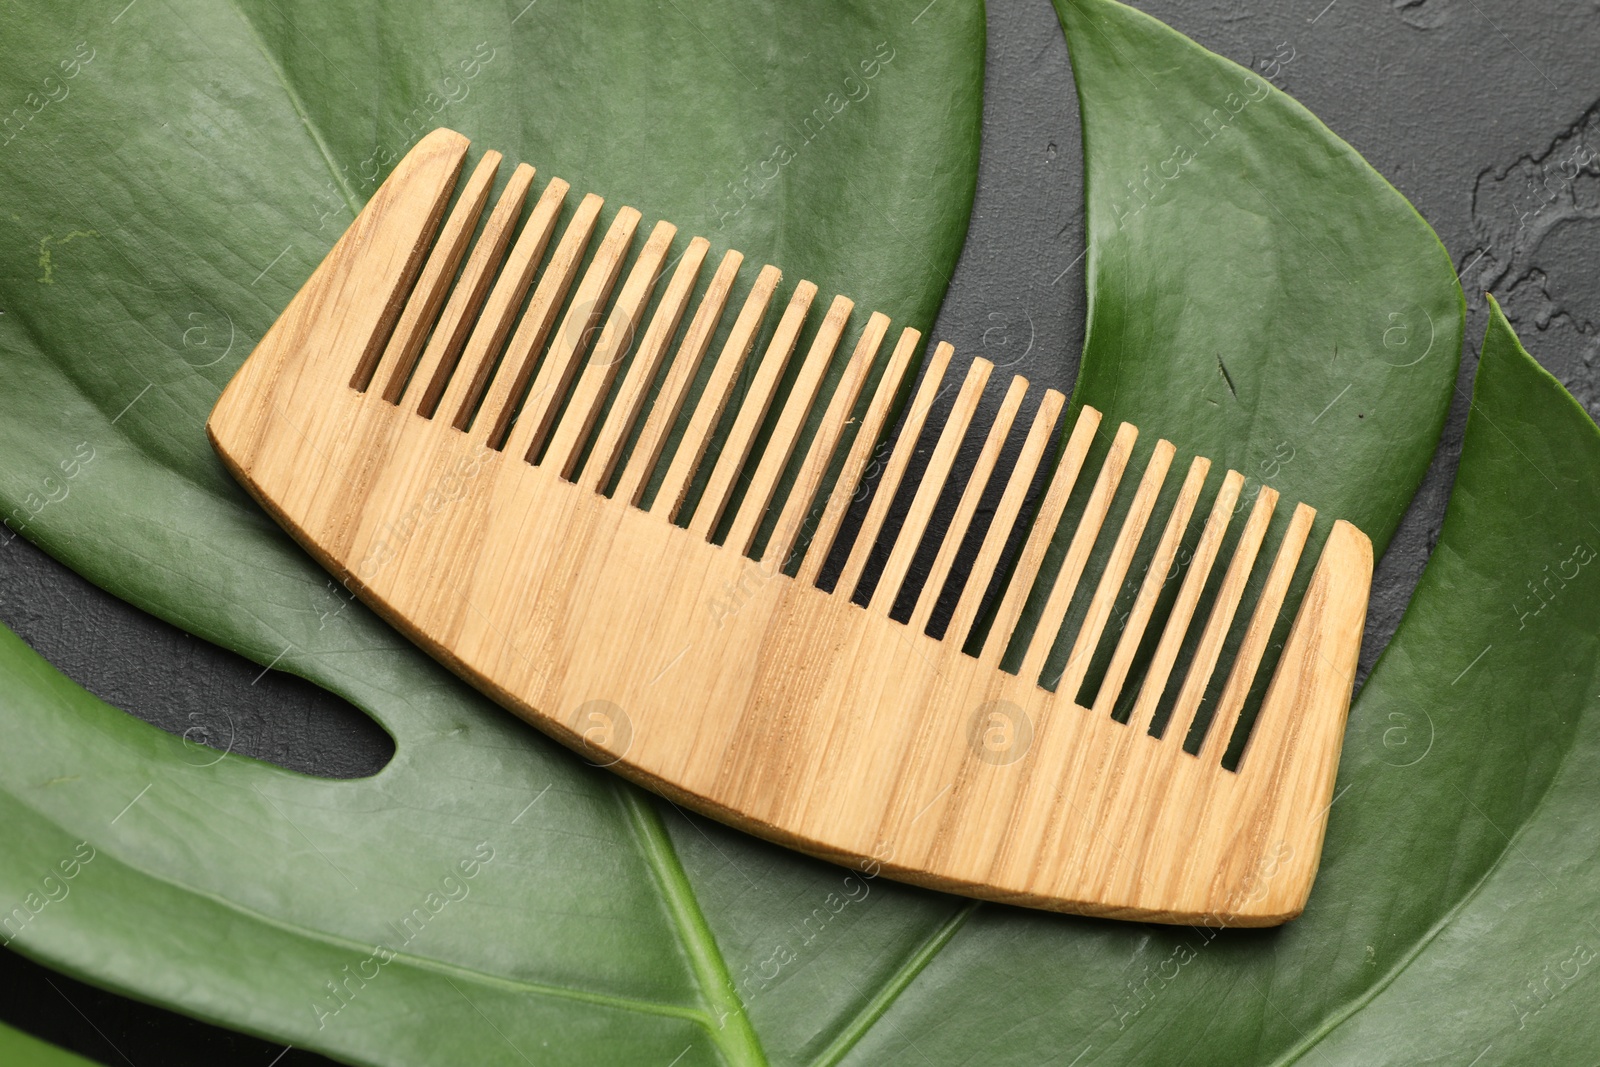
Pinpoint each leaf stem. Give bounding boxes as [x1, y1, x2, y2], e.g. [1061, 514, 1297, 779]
[618, 785, 768, 1067]
[225, 0, 365, 218]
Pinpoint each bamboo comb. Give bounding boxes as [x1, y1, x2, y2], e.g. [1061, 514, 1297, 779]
[208, 129, 1371, 926]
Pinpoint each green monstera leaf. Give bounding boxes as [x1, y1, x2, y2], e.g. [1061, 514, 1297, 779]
[1059, 0, 1463, 557]
[5, 0, 1555, 1065]
[0, 1021, 97, 1067]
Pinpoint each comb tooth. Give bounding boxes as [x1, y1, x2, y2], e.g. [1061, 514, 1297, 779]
[686, 280, 819, 538]
[724, 294, 854, 556]
[979, 412, 1122, 669]
[794, 325, 919, 586]
[1171, 485, 1279, 743]
[1090, 455, 1211, 716]
[1037, 438, 1177, 692]
[835, 342, 955, 599]
[906, 374, 1028, 632]
[544, 220, 677, 479]
[942, 388, 1064, 645]
[764, 312, 889, 570]
[1125, 469, 1245, 733]
[584, 237, 711, 493]
[1232, 518, 1368, 774]
[366, 151, 502, 397]
[440, 177, 570, 428]
[503, 206, 643, 463]
[411, 163, 537, 417]
[652, 264, 783, 519]
[868, 357, 993, 613]
[476, 193, 604, 450]
[614, 249, 743, 506]
[1199, 501, 1314, 764]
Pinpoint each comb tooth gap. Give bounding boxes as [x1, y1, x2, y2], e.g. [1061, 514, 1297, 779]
[1206, 501, 1316, 768]
[907, 376, 1030, 634]
[444, 177, 570, 430]
[1142, 488, 1260, 739]
[1177, 502, 1299, 751]
[1168, 484, 1279, 748]
[585, 237, 711, 494]
[869, 357, 994, 615]
[881, 373, 1016, 627]
[1034, 438, 1176, 693]
[412, 163, 537, 418]
[615, 249, 743, 507]
[763, 312, 891, 572]
[1096, 467, 1252, 728]
[544, 220, 678, 480]
[471, 192, 604, 449]
[985, 417, 1132, 673]
[1062, 454, 1190, 716]
[1025, 433, 1170, 690]
[1084, 454, 1211, 715]
[369, 150, 502, 399]
[723, 294, 855, 557]
[1225, 518, 1367, 776]
[1124, 469, 1245, 734]
[940, 389, 1064, 648]
[501, 206, 642, 464]
[652, 264, 782, 521]
[972, 406, 1104, 664]
[1083, 481, 1204, 723]
[834, 342, 956, 602]
[687, 280, 819, 539]
[738, 304, 868, 567]
[794, 326, 921, 587]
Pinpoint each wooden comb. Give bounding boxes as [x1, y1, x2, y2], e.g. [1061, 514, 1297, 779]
[208, 129, 1371, 926]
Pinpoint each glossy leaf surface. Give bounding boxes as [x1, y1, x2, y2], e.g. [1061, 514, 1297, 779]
[5, 3, 1580, 1067]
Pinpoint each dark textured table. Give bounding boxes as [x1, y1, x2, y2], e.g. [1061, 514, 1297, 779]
[3, 0, 1596, 1061]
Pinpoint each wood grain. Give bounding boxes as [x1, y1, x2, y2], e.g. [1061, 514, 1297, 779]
[209, 128, 1372, 925]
